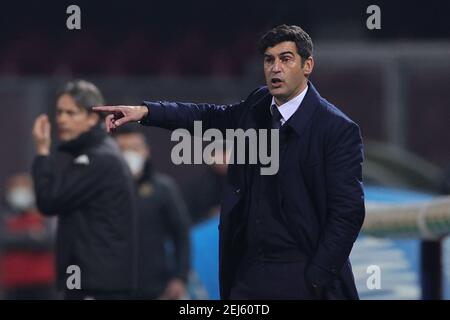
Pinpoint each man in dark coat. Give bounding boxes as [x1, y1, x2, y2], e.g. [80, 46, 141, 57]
[113, 126, 191, 299]
[95, 25, 365, 300]
[31, 80, 137, 299]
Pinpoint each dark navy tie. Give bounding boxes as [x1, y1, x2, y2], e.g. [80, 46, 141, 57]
[271, 105, 283, 129]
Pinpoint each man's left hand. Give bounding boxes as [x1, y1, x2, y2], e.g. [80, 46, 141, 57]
[305, 262, 335, 298]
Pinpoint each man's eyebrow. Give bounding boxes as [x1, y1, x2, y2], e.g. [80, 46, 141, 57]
[264, 51, 295, 59]
[279, 51, 295, 56]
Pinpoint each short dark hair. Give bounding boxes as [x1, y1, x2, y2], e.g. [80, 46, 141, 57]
[57, 80, 105, 118]
[112, 123, 151, 146]
[258, 24, 313, 62]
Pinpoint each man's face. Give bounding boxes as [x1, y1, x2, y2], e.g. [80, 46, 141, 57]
[115, 133, 150, 177]
[115, 133, 149, 158]
[56, 94, 98, 141]
[263, 41, 313, 105]
[5, 173, 35, 212]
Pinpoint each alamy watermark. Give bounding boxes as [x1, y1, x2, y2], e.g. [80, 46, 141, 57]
[66, 264, 81, 290]
[366, 265, 381, 290]
[366, 5, 381, 30]
[66, 5, 81, 30]
[170, 121, 280, 175]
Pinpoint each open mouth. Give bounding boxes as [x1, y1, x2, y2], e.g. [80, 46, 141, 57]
[271, 78, 283, 87]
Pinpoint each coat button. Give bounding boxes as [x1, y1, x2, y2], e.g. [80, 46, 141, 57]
[234, 188, 241, 195]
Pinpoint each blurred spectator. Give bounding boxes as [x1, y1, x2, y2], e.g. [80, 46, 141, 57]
[114, 125, 191, 299]
[0, 173, 55, 300]
[31, 80, 137, 299]
[182, 147, 230, 224]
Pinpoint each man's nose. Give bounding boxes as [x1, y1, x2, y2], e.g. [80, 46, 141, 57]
[56, 114, 66, 125]
[272, 59, 282, 73]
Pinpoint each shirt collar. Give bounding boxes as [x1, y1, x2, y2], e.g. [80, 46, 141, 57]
[270, 85, 308, 125]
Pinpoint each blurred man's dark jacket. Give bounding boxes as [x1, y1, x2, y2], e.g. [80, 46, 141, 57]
[32, 125, 137, 294]
[133, 160, 190, 298]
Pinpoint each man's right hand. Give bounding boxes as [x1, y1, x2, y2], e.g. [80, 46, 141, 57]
[93, 105, 148, 132]
[32, 114, 51, 156]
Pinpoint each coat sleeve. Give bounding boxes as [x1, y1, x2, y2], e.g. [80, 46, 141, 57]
[139, 87, 264, 133]
[309, 120, 365, 284]
[32, 154, 115, 216]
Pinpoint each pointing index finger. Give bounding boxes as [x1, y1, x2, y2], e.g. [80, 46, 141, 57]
[92, 106, 121, 112]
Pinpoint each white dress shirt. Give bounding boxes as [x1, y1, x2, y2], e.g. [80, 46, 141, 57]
[270, 85, 308, 126]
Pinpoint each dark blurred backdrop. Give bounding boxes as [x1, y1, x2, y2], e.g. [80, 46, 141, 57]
[0, 0, 449, 195]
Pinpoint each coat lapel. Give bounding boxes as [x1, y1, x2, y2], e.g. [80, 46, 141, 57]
[286, 81, 321, 137]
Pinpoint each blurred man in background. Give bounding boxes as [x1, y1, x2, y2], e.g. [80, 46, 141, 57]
[0, 173, 55, 300]
[113, 125, 191, 299]
[31, 80, 137, 299]
[182, 147, 230, 225]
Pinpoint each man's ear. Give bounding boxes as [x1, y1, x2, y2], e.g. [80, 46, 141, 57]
[303, 56, 314, 77]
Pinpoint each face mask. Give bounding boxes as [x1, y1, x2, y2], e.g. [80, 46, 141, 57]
[6, 187, 35, 211]
[123, 150, 146, 177]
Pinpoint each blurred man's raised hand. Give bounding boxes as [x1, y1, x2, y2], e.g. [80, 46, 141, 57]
[32, 114, 51, 156]
[93, 105, 148, 133]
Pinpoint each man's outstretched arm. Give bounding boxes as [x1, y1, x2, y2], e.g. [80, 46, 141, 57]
[93, 87, 265, 133]
[94, 101, 246, 134]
